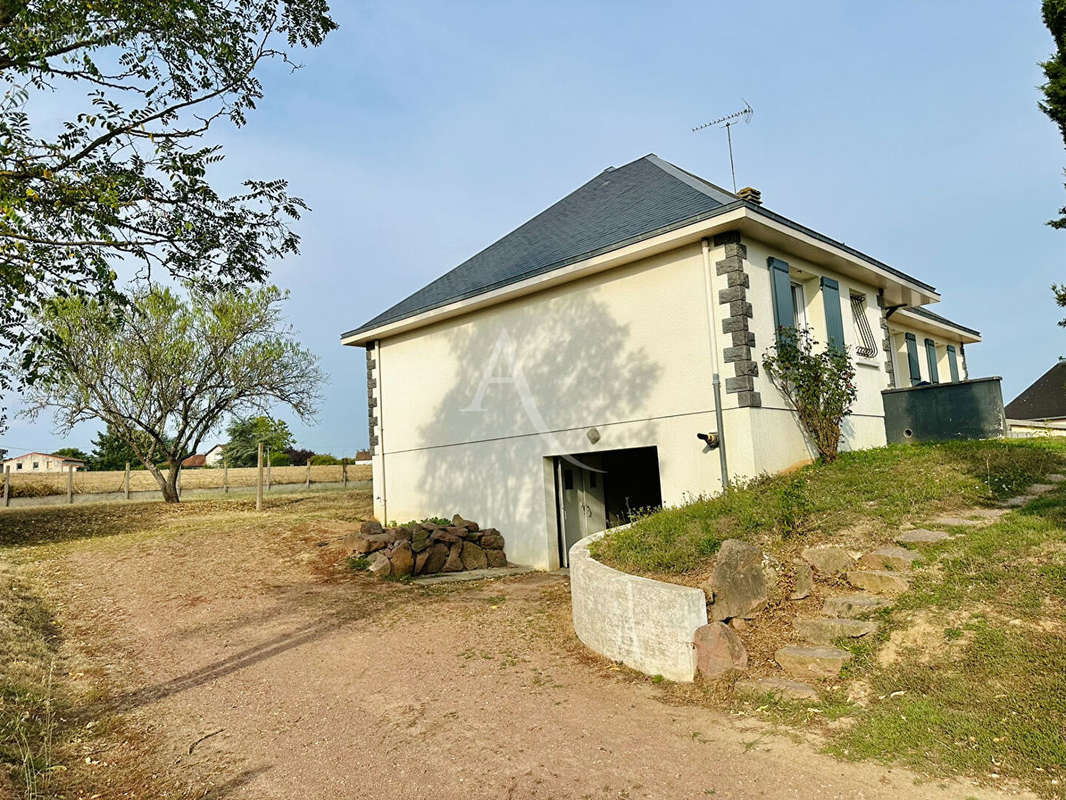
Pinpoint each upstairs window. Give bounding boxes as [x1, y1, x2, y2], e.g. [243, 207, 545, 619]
[791, 282, 807, 328]
[849, 294, 878, 358]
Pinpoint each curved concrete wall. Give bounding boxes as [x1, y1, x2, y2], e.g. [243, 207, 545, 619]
[570, 531, 708, 682]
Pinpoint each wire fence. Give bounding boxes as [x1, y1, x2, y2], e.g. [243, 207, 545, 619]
[1, 463, 372, 500]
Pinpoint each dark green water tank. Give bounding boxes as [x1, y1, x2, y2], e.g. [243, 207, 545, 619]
[882, 377, 1006, 444]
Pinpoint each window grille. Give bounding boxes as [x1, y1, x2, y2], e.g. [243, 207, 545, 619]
[850, 294, 878, 358]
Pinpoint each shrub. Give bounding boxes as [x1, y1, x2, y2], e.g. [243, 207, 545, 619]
[762, 327, 857, 463]
[309, 453, 340, 465]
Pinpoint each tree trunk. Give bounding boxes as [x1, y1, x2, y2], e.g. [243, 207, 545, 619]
[147, 461, 182, 503]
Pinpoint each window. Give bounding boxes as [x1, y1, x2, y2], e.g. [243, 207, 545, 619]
[791, 282, 807, 328]
[924, 338, 940, 384]
[32, 461, 39, 469]
[849, 294, 878, 358]
[15, 463, 22, 470]
[904, 333, 921, 385]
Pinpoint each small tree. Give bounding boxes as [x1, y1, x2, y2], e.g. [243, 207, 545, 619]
[26, 285, 322, 502]
[225, 416, 295, 467]
[761, 328, 857, 463]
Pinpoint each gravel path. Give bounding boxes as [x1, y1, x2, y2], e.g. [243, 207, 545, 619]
[53, 514, 1033, 800]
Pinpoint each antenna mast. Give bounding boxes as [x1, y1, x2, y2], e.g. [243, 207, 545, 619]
[692, 100, 754, 193]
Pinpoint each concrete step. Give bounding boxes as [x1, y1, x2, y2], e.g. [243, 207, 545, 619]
[735, 677, 818, 701]
[857, 545, 922, 572]
[822, 593, 892, 618]
[847, 569, 910, 596]
[775, 645, 852, 679]
[896, 529, 952, 545]
[793, 617, 878, 645]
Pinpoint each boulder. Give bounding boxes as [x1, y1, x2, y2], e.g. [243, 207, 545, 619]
[414, 548, 432, 575]
[775, 645, 852, 678]
[442, 543, 464, 572]
[390, 541, 414, 577]
[703, 539, 774, 621]
[367, 551, 392, 578]
[419, 521, 440, 532]
[348, 533, 392, 555]
[735, 677, 819, 701]
[423, 542, 449, 574]
[793, 617, 878, 645]
[460, 541, 488, 570]
[822, 594, 891, 618]
[485, 549, 508, 568]
[895, 529, 952, 545]
[693, 622, 748, 678]
[789, 560, 813, 600]
[445, 526, 469, 539]
[847, 569, 910, 596]
[360, 520, 384, 535]
[857, 545, 921, 572]
[452, 514, 479, 531]
[411, 529, 432, 553]
[801, 544, 855, 576]
[431, 528, 463, 544]
[480, 531, 505, 550]
[382, 527, 411, 543]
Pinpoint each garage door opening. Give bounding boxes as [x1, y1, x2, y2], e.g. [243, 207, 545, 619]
[553, 446, 662, 567]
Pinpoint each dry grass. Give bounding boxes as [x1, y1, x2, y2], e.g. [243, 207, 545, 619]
[4, 463, 371, 498]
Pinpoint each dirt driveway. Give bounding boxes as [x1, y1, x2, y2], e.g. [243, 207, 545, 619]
[32, 494, 1031, 800]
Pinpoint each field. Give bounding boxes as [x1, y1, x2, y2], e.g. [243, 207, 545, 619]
[3, 463, 372, 498]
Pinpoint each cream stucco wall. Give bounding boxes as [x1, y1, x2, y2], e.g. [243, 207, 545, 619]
[2, 453, 81, 473]
[887, 320, 968, 387]
[364, 234, 917, 569]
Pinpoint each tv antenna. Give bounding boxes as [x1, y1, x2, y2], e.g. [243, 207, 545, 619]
[692, 100, 754, 193]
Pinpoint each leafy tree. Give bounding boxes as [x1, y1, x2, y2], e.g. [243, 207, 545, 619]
[284, 447, 315, 466]
[51, 446, 88, 462]
[226, 415, 295, 467]
[87, 423, 169, 471]
[1041, 0, 1066, 229]
[24, 284, 321, 501]
[309, 453, 339, 465]
[761, 328, 857, 463]
[0, 0, 336, 419]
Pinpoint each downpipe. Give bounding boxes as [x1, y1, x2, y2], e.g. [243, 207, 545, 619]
[701, 238, 730, 490]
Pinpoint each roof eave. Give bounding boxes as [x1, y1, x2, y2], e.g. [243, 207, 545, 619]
[342, 204, 940, 346]
[891, 307, 982, 344]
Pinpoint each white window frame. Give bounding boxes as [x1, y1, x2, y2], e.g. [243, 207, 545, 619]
[790, 282, 807, 329]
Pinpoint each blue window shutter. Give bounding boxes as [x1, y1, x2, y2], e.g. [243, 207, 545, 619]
[946, 345, 960, 382]
[820, 277, 845, 350]
[905, 333, 921, 385]
[924, 338, 940, 383]
[768, 257, 793, 338]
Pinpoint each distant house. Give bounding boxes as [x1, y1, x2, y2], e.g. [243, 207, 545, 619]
[204, 444, 225, 467]
[354, 449, 371, 464]
[1005, 361, 1066, 437]
[3, 452, 85, 474]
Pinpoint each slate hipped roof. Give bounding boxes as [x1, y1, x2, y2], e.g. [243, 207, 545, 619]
[901, 305, 981, 337]
[1005, 361, 1066, 420]
[345, 154, 936, 340]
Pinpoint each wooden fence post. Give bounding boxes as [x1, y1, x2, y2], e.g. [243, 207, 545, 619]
[305, 462, 311, 489]
[342, 462, 348, 488]
[67, 464, 74, 504]
[223, 457, 229, 494]
[256, 443, 264, 512]
[266, 448, 272, 491]
[3, 465, 9, 507]
[124, 462, 130, 500]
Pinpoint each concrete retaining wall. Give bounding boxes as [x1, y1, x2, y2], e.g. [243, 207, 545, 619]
[570, 531, 708, 682]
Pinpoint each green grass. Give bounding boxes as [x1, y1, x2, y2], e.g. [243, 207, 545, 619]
[591, 439, 1066, 578]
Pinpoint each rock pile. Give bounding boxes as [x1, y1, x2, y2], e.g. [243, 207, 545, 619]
[346, 515, 507, 579]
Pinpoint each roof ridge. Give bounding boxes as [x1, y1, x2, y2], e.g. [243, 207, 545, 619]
[642, 154, 738, 205]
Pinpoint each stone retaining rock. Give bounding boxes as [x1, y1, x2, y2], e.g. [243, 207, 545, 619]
[801, 544, 854, 576]
[350, 515, 507, 579]
[847, 569, 910, 595]
[704, 539, 776, 621]
[775, 645, 852, 678]
[789, 560, 813, 600]
[822, 594, 891, 618]
[857, 545, 921, 572]
[693, 622, 748, 678]
[793, 617, 877, 645]
[895, 529, 952, 545]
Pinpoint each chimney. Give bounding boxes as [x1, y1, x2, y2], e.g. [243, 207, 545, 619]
[737, 186, 762, 205]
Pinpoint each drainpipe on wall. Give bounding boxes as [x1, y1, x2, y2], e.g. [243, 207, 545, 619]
[700, 238, 730, 490]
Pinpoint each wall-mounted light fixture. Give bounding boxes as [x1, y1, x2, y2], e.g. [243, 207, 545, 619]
[697, 432, 720, 449]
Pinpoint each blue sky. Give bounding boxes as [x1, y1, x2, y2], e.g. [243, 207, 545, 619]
[4, 0, 1064, 457]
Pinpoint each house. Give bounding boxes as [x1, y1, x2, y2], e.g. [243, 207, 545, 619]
[3, 452, 85, 474]
[341, 154, 983, 569]
[204, 444, 226, 467]
[181, 453, 207, 468]
[1004, 361, 1066, 437]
